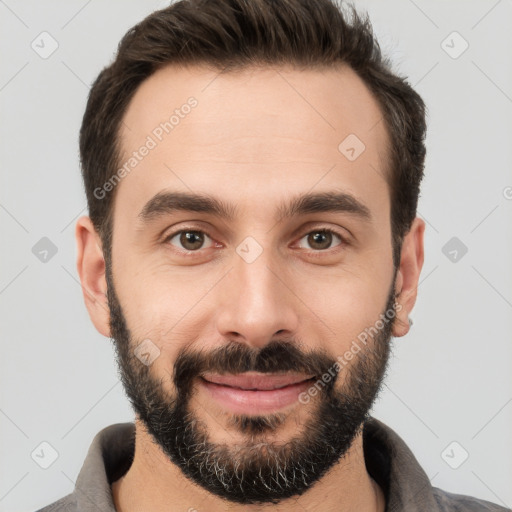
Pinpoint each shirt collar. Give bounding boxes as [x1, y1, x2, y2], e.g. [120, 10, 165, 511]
[363, 417, 440, 511]
[71, 417, 440, 512]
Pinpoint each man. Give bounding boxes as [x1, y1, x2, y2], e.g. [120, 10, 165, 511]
[37, 0, 508, 510]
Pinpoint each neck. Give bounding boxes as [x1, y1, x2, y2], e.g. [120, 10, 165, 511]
[112, 420, 386, 512]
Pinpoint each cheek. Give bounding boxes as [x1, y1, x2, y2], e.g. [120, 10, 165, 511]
[115, 264, 225, 347]
[290, 266, 391, 354]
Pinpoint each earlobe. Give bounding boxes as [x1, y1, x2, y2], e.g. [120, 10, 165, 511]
[391, 217, 425, 338]
[75, 216, 111, 338]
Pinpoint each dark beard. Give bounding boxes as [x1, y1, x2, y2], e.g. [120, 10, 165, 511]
[106, 259, 396, 505]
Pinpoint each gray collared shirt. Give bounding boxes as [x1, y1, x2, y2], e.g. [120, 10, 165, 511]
[36, 417, 510, 511]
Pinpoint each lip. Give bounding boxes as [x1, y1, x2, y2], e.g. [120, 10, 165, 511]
[202, 372, 315, 390]
[199, 372, 315, 414]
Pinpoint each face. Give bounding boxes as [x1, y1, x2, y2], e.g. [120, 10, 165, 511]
[97, 63, 403, 504]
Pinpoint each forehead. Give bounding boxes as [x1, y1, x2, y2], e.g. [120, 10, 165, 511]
[114, 63, 390, 226]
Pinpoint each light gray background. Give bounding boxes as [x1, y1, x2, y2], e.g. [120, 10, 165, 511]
[1, 1, 511, 511]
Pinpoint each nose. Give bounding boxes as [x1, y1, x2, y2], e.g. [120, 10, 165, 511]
[214, 246, 299, 349]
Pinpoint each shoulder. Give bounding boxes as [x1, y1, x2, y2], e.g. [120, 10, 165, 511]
[35, 493, 76, 511]
[433, 487, 511, 512]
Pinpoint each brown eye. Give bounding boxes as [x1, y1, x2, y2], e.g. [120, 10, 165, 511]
[166, 230, 213, 251]
[298, 229, 343, 251]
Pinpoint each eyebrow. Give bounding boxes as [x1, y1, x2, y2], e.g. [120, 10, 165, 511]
[137, 190, 372, 225]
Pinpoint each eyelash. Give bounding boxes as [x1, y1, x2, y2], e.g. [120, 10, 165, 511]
[162, 226, 348, 257]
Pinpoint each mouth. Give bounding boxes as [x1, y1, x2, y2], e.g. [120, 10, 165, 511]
[201, 372, 316, 390]
[198, 372, 316, 414]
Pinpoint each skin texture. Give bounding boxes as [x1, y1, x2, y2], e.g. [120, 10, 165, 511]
[76, 63, 425, 511]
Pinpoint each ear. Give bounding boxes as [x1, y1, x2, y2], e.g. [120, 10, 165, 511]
[392, 217, 425, 337]
[75, 216, 111, 337]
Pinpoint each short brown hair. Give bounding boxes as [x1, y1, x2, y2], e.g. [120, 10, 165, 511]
[80, 0, 427, 268]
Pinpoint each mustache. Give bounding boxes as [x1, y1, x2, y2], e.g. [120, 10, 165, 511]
[172, 340, 338, 397]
